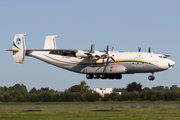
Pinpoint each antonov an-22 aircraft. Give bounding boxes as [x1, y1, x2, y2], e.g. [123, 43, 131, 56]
[6, 34, 175, 80]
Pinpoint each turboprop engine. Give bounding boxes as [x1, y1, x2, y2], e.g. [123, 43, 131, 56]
[75, 50, 88, 58]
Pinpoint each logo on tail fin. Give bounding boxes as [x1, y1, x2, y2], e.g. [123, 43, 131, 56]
[16, 38, 21, 45]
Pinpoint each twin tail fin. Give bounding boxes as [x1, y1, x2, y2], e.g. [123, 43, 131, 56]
[12, 34, 27, 63]
[7, 34, 58, 64]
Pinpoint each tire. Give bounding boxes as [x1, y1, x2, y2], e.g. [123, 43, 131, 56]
[148, 75, 155, 81]
[86, 74, 92, 79]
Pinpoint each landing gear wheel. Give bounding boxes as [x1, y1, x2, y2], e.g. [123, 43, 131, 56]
[148, 75, 155, 81]
[93, 74, 99, 79]
[100, 74, 107, 79]
[115, 74, 122, 80]
[108, 74, 115, 80]
[86, 74, 93, 79]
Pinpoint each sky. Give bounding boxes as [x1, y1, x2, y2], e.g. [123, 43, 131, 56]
[1, 0, 180, 91]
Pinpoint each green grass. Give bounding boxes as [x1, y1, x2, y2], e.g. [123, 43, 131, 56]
[0, 101, 180, 105]
[0, 112, 180, 120]
[0, 101, 180, 120]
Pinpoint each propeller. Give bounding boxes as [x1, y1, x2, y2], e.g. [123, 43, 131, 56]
[103, 45, 115, 66]
[85, 44, 100, 66]
[86, 44, 115, 66]
[86, 44, 95, 56]
[89, 44, 95, 66]
[138, 47, 141, 52]
[148, 47, 151, 53]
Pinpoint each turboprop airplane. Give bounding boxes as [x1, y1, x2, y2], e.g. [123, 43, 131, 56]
[6, 34, 175, 80]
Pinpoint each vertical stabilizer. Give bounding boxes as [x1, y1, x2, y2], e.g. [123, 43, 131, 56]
[44, 35, 58, 49]
[13, 34, 27, 63]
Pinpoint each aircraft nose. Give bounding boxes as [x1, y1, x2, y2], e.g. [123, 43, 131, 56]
[168, 60, 175, 69]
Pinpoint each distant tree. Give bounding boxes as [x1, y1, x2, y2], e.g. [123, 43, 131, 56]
[29, 87, 37, 94]
[102, 94, 110, 101]
[41, 87, 49, 91]
[152, 86, 164, 91]
[81, 93, 87, 101]
[68, 93, 76, 102]
[142, 90, 154, 101]
[80, 80, 90, 94]
[68, 80, 90, 94]
[49, 89, 58, 93]
[164, 91, 179, 101]
[118, 91, 129, 101]
[15, 92, 27, 102]
[113, 88, 126, 92]
[109, 93, 119, 101]
[60, 92, 76, 102]
[69, 85, 81, 93]
[75, 93, 82, 101]
[23, 94, 30, 102]
[3, 86, 8, 91]
[170, 85, 180, 91]
[129, 91, 140, 101]
[87, 92, 101, 102]
[0, 87, 4, 95]
[143, 87, 151, 93]
[9, 84, 28, 97]
[164, 91, 172, 101]
[164, 86, 169, 92]
[2, 92, 10, 102]
[170, 85, 178, 91]
[14, 84, 27, 93]
[126, 82, 142, 92]
[150, 92, 164, 101]
[0, 95, 3, 102]
[29, 94, 39, 102]
[39, 92, 52, 102]
[52, 93, 60, 102]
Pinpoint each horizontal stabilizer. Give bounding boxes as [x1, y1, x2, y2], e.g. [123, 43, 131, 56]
[44, 35, 58, 49]
[6, 49, 19, 52]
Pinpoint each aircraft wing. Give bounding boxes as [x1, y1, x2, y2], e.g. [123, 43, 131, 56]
[26, 49, 78, 52]
[26, 49, 77, 55]
[25, 49, 89, 57]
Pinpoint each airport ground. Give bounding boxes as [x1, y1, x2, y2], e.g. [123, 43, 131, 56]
[0, 101, 180, 120]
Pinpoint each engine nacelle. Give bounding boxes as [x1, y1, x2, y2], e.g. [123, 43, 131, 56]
[75, 50, 88, 58]
[110, 65, 127, 73]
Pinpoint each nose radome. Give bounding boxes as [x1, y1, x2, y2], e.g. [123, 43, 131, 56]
[170, 60, 175, 66]
[168, 60, 175, 69]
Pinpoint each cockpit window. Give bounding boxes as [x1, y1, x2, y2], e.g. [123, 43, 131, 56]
[159, 56, 167, 58]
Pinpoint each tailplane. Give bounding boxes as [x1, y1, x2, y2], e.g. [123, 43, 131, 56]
[12, 34, 27, 63]
[44, 35, 58, 49]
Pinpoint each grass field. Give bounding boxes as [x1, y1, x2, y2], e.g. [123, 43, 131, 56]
[0, 101, 180, 120]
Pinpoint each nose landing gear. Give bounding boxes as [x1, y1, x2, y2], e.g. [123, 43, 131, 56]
[148, 73, 155, 81]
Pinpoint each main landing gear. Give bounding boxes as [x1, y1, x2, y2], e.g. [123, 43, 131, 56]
[86, 74, 122, 80]
[148, 73, 155, 81]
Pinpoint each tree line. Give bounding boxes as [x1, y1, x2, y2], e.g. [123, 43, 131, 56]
[0, 81, 180, 102]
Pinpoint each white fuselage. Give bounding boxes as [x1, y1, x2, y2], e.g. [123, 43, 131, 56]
[27, 51, 175, 74]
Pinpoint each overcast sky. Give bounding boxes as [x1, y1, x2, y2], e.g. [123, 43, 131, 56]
[1, 0, 179, 91]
